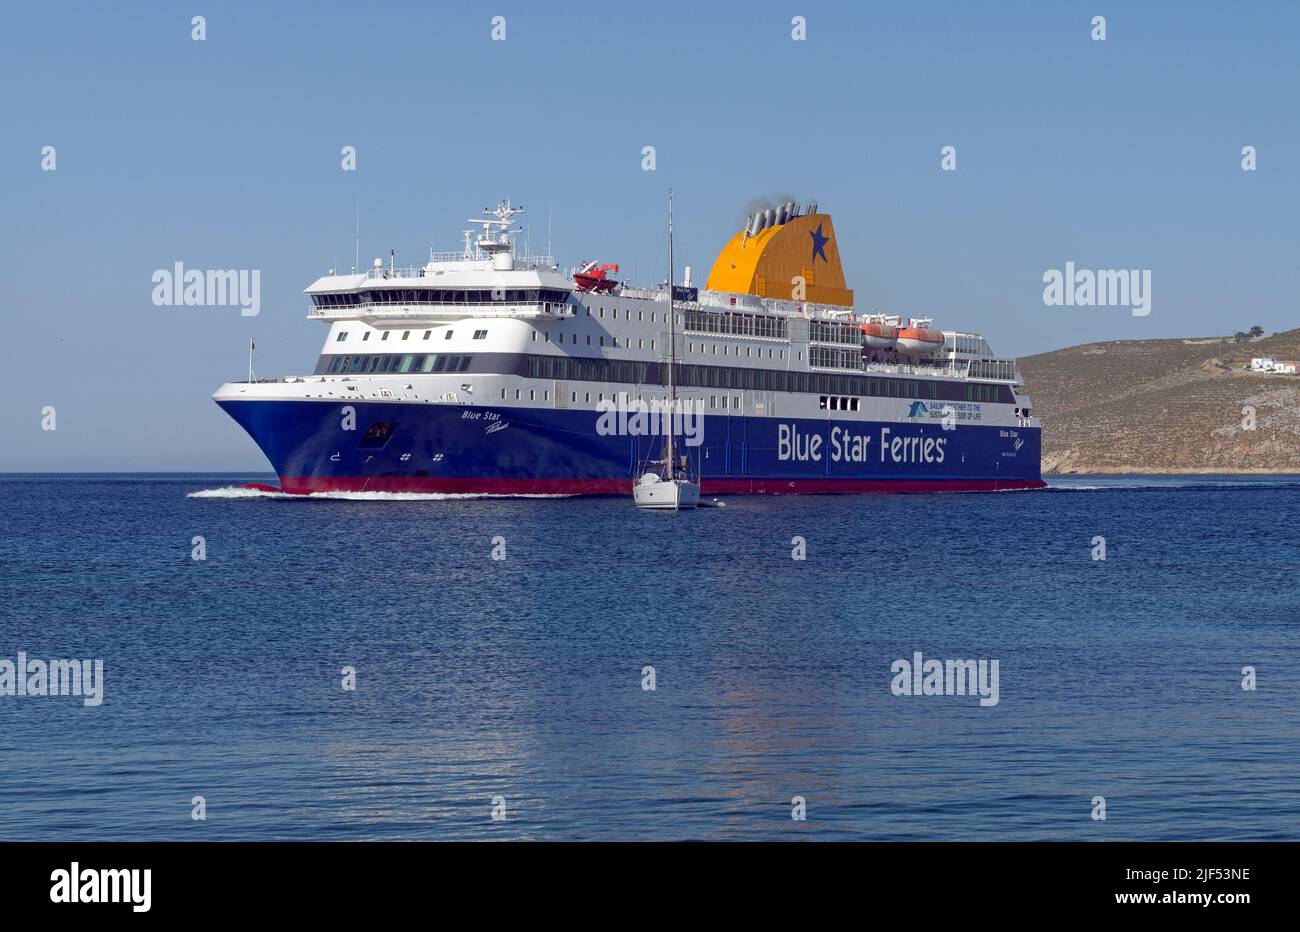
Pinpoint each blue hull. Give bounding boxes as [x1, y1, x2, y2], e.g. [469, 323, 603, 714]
[217, 399, 1044, 494]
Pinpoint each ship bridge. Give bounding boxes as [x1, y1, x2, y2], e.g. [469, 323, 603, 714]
[304, 200, 573, 324]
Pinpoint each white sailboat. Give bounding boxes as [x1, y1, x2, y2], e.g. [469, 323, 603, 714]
[634, 190, 700, 511]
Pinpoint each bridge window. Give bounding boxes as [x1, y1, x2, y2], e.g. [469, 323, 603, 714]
[336, 331, 348, 342]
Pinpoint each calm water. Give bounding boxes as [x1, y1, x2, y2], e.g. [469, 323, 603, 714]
[1, 474, 1297, 840]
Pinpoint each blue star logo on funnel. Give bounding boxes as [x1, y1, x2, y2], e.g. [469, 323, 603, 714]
[809, 224, 829, 263]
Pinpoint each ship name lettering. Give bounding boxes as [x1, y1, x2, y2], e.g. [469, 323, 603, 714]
[829, 426, 872, 463]
[777, 423, 822, 462]
[879, 427, 946, 464]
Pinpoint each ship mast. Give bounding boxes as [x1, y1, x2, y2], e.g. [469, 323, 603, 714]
[666, 189, 675, 476]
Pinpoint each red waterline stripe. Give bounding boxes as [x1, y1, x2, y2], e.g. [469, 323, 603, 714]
[266, 476, 1047, 495]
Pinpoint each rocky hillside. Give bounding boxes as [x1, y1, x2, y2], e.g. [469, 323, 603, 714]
[1018, 329, 1300, 474]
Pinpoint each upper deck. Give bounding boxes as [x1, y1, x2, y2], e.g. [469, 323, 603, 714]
[299, 199, 1022, 386]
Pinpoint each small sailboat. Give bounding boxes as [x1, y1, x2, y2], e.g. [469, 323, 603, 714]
[634, 190, 700, 511]
[633, 455, 701, 510]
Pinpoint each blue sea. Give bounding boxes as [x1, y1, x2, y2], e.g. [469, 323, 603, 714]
[1, 474, 1297, 840]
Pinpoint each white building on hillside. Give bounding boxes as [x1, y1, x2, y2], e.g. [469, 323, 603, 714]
[1251, 357, 1297, 374]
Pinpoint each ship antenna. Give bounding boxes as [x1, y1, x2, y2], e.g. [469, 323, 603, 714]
[354, 200, 360, 274]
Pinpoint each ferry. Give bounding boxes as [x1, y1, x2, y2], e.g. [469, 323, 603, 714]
[214, 198, 1045, 494]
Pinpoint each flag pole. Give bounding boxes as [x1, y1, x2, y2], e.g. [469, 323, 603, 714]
[248, 338, 255, 383]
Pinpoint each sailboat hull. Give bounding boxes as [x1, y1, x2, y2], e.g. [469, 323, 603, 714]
[633, 476, 701, 510]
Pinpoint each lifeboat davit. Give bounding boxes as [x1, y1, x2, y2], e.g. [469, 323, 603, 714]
[895, 326, 944, 354]
[574, 261, 620, 294]
[859, 320, 898, 349]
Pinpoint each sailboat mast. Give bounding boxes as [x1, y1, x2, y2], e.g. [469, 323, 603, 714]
[666, 189, 675, 473]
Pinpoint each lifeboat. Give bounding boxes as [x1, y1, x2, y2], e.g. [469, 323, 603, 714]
[574, 261, 620, 294]
[859, 320, 898, 349]
[895, 326, 945, 354]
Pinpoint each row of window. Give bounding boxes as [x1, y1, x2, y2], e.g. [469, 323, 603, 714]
[332, 326, 1012, 384]
[809, 319, 865, 345]
[810, 346, 1016, 382]
[312, 352, 1015, 404]
[317, 295, 1007, 377]
[968, 358, 1017, 380]
[313, 288, 570, 308]
[532, 329, 649, 350]
[501, 386, 746, 410]
[683, 309, 790, 340]
[522, 354, 1013, 403]
[335, 328, 486, 344]
[322, 353, 475, 375]
[532, 328, 793, 362]
[585, 305, 663, 322]
[809, 346, 865, 369]
[686, 341, 785, 360]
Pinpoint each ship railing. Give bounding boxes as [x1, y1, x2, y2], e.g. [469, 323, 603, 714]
[861, 362, 971, 379]
[359, 255, 558, 280]
[363, 265, 439, 280]
[618, 286, 671, 302]
[307, 301, 575, 320]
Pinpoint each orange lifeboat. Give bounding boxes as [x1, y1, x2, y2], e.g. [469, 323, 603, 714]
[574, 261, 620, 294]
[895, 326, 944, 354]
[859, 320, 898, 349]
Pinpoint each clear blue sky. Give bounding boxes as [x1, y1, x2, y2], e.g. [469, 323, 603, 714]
[3, 1, 1297, 470]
